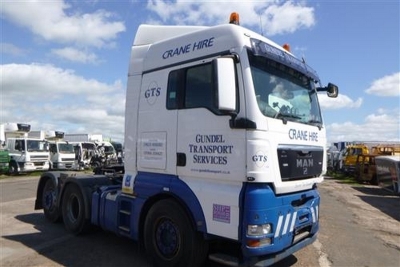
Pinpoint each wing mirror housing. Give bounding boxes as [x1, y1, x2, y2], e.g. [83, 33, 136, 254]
[213, 57, 237, 111]
[317, 83, 339, 98]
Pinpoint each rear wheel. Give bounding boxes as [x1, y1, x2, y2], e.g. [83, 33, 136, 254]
[144, 199, 208, 267]
[61, 184, 90, 234]
[42, 179, 61, 223]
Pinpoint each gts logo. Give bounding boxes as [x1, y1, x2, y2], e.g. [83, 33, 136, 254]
[145, 87, 161, 98]
[145, 82, 161, 105]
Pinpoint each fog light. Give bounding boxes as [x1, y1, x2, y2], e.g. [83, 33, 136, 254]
[260, 237, 272, 245]
[246, 238, 272, 247]
[247, 224, 271, 236]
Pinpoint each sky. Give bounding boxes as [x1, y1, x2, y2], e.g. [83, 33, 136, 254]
[1, 0, 399, 145]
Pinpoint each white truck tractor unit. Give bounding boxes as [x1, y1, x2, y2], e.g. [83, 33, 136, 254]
[46, 131, 76, 170]
[90, 141, 122, 174]
[5, 123, 50, 174]
[35, 13, 338, 266]
[69, 141, 97, 170]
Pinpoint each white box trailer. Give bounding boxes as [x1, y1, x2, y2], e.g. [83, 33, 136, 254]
[65, 133, 103, 143]
[376, 155, 400, 194]
[28, 130, 46, 139]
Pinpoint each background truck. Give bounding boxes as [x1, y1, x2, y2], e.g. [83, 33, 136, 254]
[0, 124, 10, 174]
[89, 141, 119, 168]
[341, 143, 369, 174]
[376, 155, 400, 194]
[69, 141, 97, 170]
[0, 149, 10, 175]
[4, 123, 50, 175]
[354, 154, 378, 185]
[34, 13, 338, 267]
[45, 131, 76, 170]
[338, 142, 400, 175]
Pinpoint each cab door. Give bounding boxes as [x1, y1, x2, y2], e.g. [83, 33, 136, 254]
[170, 59, 246, 239]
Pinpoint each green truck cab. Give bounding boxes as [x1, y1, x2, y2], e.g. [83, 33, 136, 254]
[0, 149, 10, 174]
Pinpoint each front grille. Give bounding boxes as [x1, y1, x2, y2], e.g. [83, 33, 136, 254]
[277, 145, 323, 181]
[30, 155, 48, 160]
[62, 158, 75, 162]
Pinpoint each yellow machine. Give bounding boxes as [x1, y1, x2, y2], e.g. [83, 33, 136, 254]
[370, 144, 400, 156]
[354, 154, 378, 185]
[342, 143, 400, 175]
[342, 144, 369, 174]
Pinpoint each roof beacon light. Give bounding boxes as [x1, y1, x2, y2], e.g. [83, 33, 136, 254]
[283, 43, 291, 52]
[229, 12, 240, 25]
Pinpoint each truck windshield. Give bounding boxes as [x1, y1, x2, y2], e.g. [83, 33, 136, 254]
[248, 46, 323, 126]
[27, 140, 49, 152]
[58, 143, 75, 153]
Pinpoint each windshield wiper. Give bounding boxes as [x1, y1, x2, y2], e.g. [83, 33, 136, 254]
[307, 119, 323, 129]
[275, 113, 302, 124]
[273, 102, 302, 124]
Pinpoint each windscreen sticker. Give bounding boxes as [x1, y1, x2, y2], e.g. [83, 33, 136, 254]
[213, 204, 231, 223]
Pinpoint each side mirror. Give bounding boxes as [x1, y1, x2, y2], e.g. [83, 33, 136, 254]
[317, 83, 339, 98]
[213, 57, 237, 111]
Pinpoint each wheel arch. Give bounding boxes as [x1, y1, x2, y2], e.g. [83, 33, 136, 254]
[134, 173, 207, 244]
[138, 190, 207, 248]
[35, 171, 61, 210]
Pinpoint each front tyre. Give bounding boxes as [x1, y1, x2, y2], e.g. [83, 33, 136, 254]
[61, 184, 90, 234]
[9, 161, 19, 175]
[144, 199, 208, 267]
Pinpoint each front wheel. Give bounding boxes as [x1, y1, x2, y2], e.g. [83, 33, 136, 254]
[144, 199, 208, 267]
[8, 161, 19, 175]
[61, 184, 90, 234]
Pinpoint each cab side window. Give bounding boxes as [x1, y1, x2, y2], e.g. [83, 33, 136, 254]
[15, 140, 25, 151]
[167, 63, 219, 114]
[50, 144, 57, 153]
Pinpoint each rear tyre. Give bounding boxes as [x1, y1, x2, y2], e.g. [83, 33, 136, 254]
[42, 179, 61, 223]
[144, 199, 208, 267]
[61, 184, 90, 234]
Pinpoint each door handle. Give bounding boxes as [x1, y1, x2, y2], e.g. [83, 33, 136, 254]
[177, 153, 186, 166]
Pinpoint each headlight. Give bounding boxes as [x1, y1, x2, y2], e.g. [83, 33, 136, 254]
[247, 224, 271, 236]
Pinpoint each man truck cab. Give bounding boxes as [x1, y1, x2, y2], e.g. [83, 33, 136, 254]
[35, 13, 338, 267]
